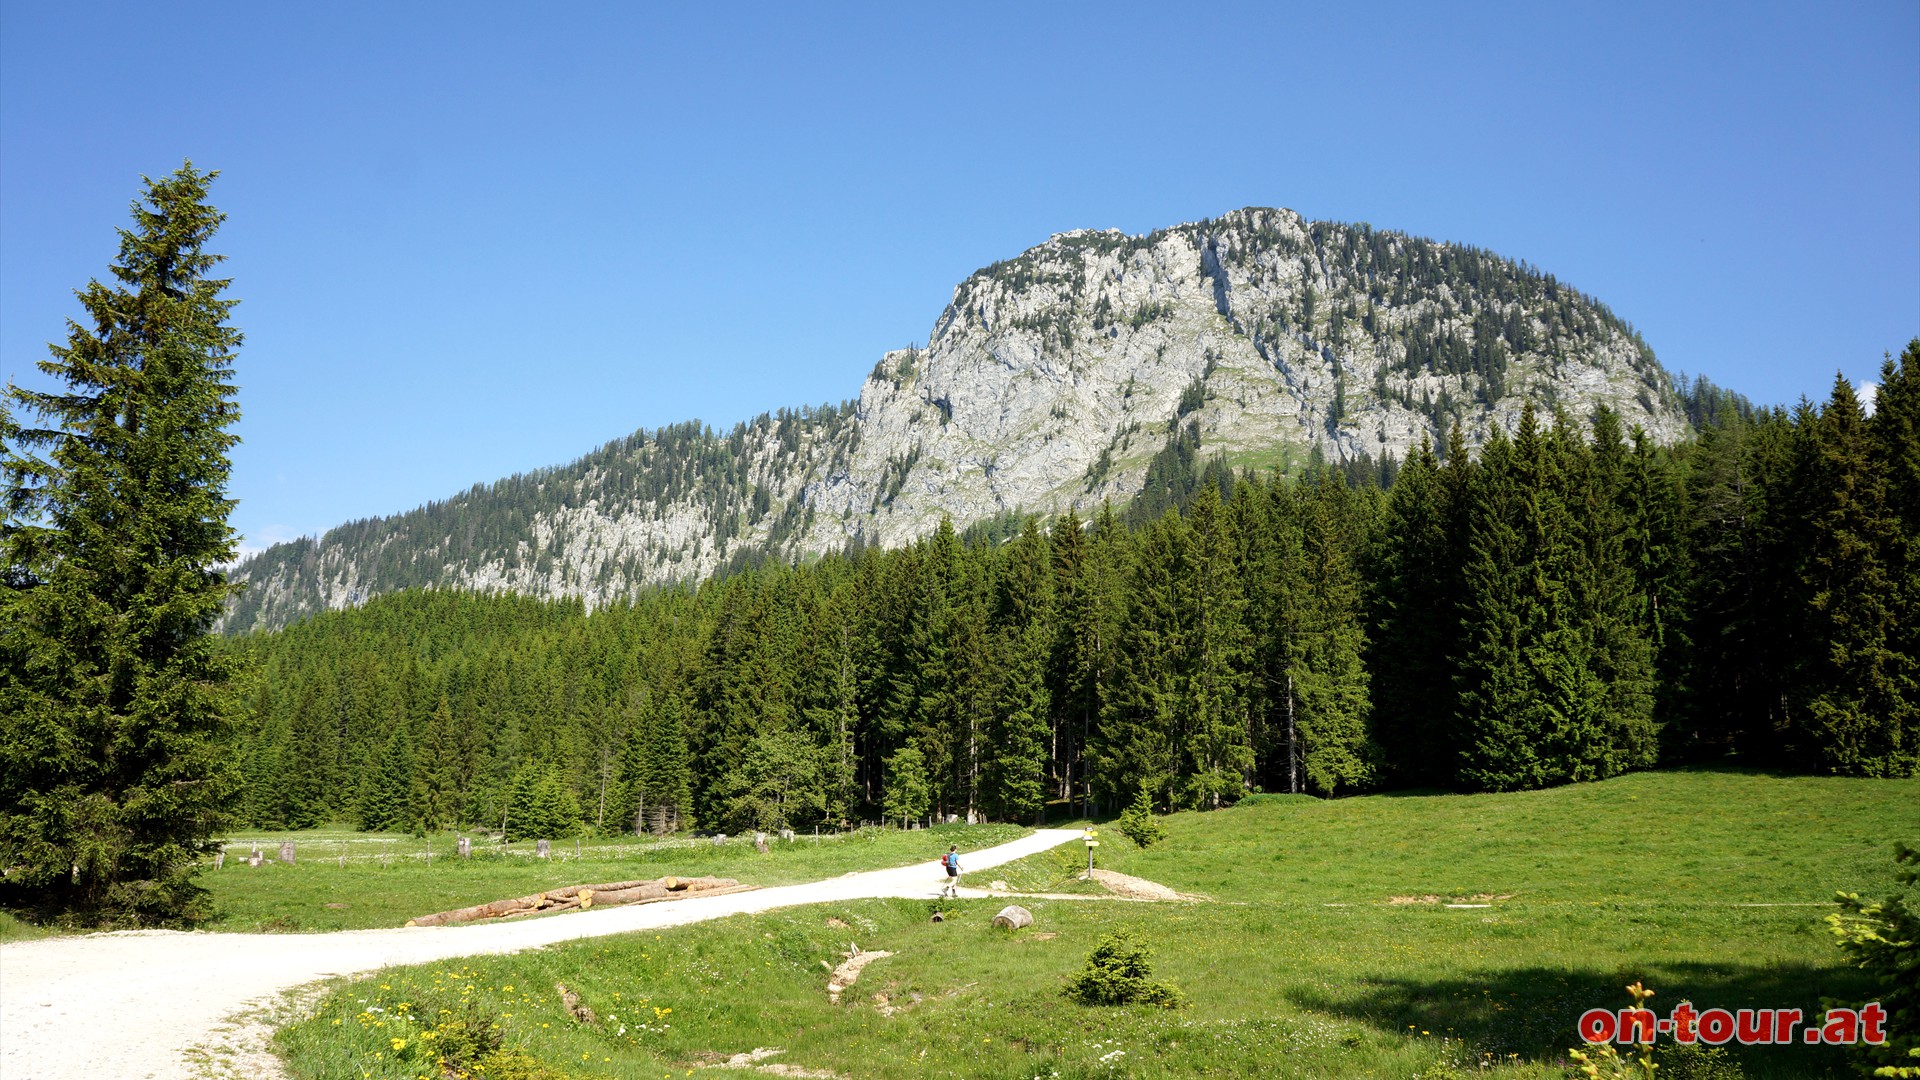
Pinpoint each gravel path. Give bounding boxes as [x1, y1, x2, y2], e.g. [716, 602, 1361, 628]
[0, 828, 1083, 1080]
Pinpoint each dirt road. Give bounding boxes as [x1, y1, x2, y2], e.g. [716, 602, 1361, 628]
[0, 828, 1083, 1079]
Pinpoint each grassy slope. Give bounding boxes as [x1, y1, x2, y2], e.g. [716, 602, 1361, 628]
[276, 769, 1917, 1079]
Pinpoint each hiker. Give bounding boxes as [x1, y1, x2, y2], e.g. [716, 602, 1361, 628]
[941, 845, 961, 898]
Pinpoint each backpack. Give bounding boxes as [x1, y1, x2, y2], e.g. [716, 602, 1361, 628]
[943, 852, 957, 870]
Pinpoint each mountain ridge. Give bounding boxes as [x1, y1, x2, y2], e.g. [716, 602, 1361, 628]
[224, 206, 1691, 633]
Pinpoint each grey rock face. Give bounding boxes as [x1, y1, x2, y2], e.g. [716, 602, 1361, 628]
[223, 208, 1686, 633]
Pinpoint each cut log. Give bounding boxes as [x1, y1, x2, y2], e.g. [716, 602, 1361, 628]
[592, 876, 737, 905]
[991, 905, 1034, 929]
[405, 876, 747, 926]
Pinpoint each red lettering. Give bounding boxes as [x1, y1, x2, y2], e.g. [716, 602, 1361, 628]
[1578, 1009, 1617, 1044]
[1670, 1002, 1698, 1044]
[1822, 1008, 1859, 1046]
[1774, 1008, 1803, 1044]
[1736, 1009, 1770, 1044]
[1861, 1003, 1887, 1045]
[1697, 1008, 1735, 1045]
[1619, 1008, 1657, 1044]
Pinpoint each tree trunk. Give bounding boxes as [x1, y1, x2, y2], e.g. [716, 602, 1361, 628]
[405, 876, 746, 926]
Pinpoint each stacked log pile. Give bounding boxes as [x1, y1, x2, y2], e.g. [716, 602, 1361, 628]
[405, 875, 751, 927]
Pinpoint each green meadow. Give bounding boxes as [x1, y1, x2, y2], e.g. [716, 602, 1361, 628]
[194, 823, 1027, 934]
[271, 769, 1918, 1079]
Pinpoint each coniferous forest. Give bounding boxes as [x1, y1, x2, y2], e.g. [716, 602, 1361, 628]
[228, 346, 1920, 839]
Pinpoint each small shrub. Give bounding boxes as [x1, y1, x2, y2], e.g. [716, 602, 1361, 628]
[1826, 841, 1919, 1079]
[1115, 790, 1165, 849]
[1653, 1042, 1746, 1080]
[1566, 981, 1658, 1078]
[1064, 931, 1185, 1008]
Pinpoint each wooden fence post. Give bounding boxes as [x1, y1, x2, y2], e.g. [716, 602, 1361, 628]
[536, 839, 551, 859]
[279, 841, 295, 865]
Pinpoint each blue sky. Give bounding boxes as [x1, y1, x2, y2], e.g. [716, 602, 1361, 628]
[3, 2, 1916, 553]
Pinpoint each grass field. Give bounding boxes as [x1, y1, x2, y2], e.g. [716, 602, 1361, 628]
[269, 768, 1919, 1079]
[197, 823, 1029, 933]
[0, 824, 1027, 940]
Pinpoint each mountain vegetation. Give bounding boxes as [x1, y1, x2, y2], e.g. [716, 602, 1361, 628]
[224, 349, 1920, 836]
[222, 208, 1698, 634]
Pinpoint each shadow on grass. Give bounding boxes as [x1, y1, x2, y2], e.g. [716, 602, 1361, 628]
[1290, 960, 1872, 1077]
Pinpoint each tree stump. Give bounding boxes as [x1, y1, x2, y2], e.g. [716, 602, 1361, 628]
[779, 828, 795, 842]
[213, 850, 225, 870]
[991, 905, 1034, 930]
[278, 841, 295, 864]
[248, 846, 263, 868]
[536, 839, 552, 859]
[713, 834, 727, 846]
[754, 832, 770, 854]
[458, 837, 472, 859]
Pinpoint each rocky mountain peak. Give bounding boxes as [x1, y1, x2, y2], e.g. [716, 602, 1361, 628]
[223, 207, 1687, 633]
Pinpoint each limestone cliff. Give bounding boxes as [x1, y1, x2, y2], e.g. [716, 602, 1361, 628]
[223, 207, 1686, 633]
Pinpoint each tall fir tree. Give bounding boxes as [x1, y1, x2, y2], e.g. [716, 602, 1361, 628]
[987, 518, 1053, 822]
[989, 618, 1053, 822]
[1681, 405, 1790, 757]
[356, 724, 415, 832]
[1366, 437, 1463, 785]
[1094, 509, 1181, 808]
[882, 745, 931, 827]
[1, 164, 244, 921]
[1178, 484, 1253, 807]
[409, 696, 458, 835]
[1792, 375, 1913, 775]
[1869, 343, 1920, 772]
[1284, 474, 1376, 795]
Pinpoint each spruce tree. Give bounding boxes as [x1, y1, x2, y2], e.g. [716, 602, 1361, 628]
[1454, 417, 1561, 791]
[882, 745, 931, 827]
[1561, 410, 1658, 775]
[503, 761, 541, 841]
[1092, 511, 1179, 809]
[1793, 375, 1912, 775]
[1682, 404, 1790, 757]
[1868, 343, 1920, 774]
[1179, 485, 1253, 806]
[1284, 474, 1376, 795]
[1, 164, 243, 921]
[527, 765, 582, 839]
[1366, 437, 1462, 785]
[719, 728, 824, 831]
[410, 696, 458, 835]
[989, 618, 1052, 822]
[635, 695, 695, 833]
[356, 725, 415, 832]
[1455, 407, 1656, 791]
